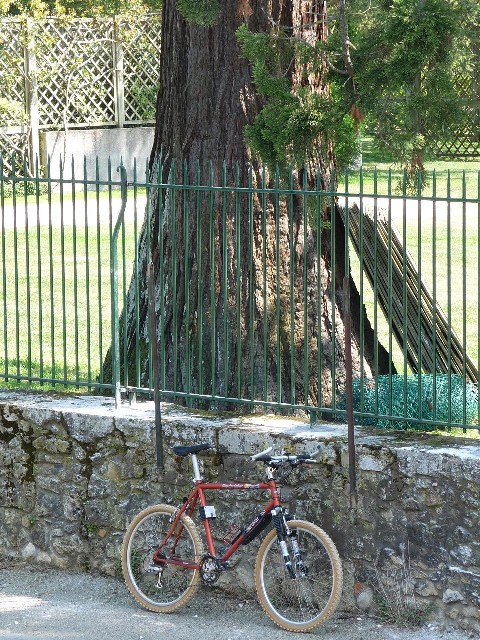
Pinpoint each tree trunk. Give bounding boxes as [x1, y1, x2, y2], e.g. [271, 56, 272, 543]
[105, 0, 390, 411]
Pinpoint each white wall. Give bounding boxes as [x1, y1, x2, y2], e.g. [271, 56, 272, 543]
[39, 128, 154, 184]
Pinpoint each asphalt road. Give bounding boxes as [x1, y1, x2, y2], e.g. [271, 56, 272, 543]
[0, 566, 476, 640]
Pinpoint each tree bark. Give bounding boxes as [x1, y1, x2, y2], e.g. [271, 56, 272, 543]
[104, 0, 390, 410]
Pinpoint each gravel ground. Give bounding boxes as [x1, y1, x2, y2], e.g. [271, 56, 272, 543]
[0, 565, 476, 640]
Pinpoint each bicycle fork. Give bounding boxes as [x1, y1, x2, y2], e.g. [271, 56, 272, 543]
[272, 509, 307, 579]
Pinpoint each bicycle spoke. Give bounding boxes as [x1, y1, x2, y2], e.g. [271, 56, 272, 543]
[255, 520, 343, 632]
[122, 505, 203, 613]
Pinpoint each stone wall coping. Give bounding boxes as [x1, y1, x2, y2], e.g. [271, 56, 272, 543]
[1, 391, 479, 462]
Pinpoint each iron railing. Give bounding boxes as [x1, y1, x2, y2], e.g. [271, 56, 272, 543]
[0, 155, 479, 432]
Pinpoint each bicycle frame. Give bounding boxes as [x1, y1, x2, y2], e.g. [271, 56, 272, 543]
[152, 460, 282, 569]
[122, 446, 343, 632]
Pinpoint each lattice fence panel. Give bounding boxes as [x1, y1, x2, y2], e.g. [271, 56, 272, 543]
[0, 130, 30, 175]
[0, 20, 29, 176]
[431, 14, 480, 158]
[32, 18, 117, 127]
[120, 15, 161, 124]
[0, 15, 161, 135]
[0, 19, 25, 109]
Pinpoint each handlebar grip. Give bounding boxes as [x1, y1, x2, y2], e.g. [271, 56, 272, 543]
[251, 446, 273, 461]
[297, 455, 318, 464]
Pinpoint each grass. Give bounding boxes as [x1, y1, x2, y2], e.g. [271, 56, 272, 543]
[0, 216, 140, 392]
[0, 174, 148, 392]
[429, 427, 479, 439]
[339, 137, 480, 198]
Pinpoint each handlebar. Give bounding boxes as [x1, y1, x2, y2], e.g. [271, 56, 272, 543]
[250, 447, 318, 466]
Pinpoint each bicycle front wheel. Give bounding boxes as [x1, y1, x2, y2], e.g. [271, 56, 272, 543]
[121, 504, 204, 613]
[255, 519, 343, 632]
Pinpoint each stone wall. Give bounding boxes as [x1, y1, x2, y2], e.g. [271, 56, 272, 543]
[0, 391, 479, 632]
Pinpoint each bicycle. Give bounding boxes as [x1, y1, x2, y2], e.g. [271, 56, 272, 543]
[121, 442, 343, 633]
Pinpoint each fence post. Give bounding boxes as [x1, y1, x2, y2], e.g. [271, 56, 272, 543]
[343, 275, 357, 507]
[113, 17, 125, 128]
[24, 18, 40, 167]
[112, 163, 128, 408]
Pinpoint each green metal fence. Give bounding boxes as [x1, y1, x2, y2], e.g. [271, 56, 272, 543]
[1, 154, 479, 432]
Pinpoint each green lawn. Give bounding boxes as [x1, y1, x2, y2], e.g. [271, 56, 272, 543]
[0, 219, 139, 391]
[339, 137, 480, 198]
[0, 175, 148, 391]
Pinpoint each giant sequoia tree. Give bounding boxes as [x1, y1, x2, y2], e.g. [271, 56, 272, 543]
[109, 0, 473, 410]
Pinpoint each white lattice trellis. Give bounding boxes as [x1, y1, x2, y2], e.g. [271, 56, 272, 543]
[120, 16, 161, 124]
[0, 14, 161, 169]
[0, 19, 25, 109]
[33, 18, 117, 127]
[0, 20, 30, 174]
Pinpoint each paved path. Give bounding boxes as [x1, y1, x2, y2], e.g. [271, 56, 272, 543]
[1, 194, 147, 229]
[2, 192, 477, 232]
[0, 566, 475, 640]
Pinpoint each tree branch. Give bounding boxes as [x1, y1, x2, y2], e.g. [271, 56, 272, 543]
[339, 0, 355, 81]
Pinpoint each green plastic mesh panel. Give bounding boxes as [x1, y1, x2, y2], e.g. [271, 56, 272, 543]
[343, 374, 478, 431]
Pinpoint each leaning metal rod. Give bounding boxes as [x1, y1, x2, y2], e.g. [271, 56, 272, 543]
[343, 275, 357, 505]
[112, 163, 128, 410]
[148, 260, 164, 470]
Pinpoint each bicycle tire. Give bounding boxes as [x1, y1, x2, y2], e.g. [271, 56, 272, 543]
[121, 503, 204, 613]
[255, 519, 343, 632]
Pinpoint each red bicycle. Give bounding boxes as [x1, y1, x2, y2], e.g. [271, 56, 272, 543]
[121, 443, 343, 632]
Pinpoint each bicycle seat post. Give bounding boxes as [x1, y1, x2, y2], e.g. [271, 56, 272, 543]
[191, 453, 202, 482]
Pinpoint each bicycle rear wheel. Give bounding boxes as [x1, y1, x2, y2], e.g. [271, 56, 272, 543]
[122, 504, 204, 613]
[255, 519, 343, 632]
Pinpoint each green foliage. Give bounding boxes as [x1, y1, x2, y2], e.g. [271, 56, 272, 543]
[128, 83, 157, 121]
[0, 0, 162, 17]
[176, 0, 219, 26]
[237, 24, 360, 171]
[358, 0, 457, 82]
[236, 1, 478, 174]
[350, 0, 476, 168]
[0, 0, 46, 17]
[344, 374, 478, 430]
[1, 179, 48, 197]
[0, 98, 27, 126]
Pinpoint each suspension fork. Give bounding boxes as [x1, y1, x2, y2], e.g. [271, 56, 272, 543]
[272, 508, 296, 578]
[271, 509, 307, 579]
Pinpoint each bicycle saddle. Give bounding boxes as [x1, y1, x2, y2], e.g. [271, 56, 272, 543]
[173, 443, 213, 457]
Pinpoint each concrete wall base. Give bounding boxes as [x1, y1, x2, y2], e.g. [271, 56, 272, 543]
[39, 128, 154, 183]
